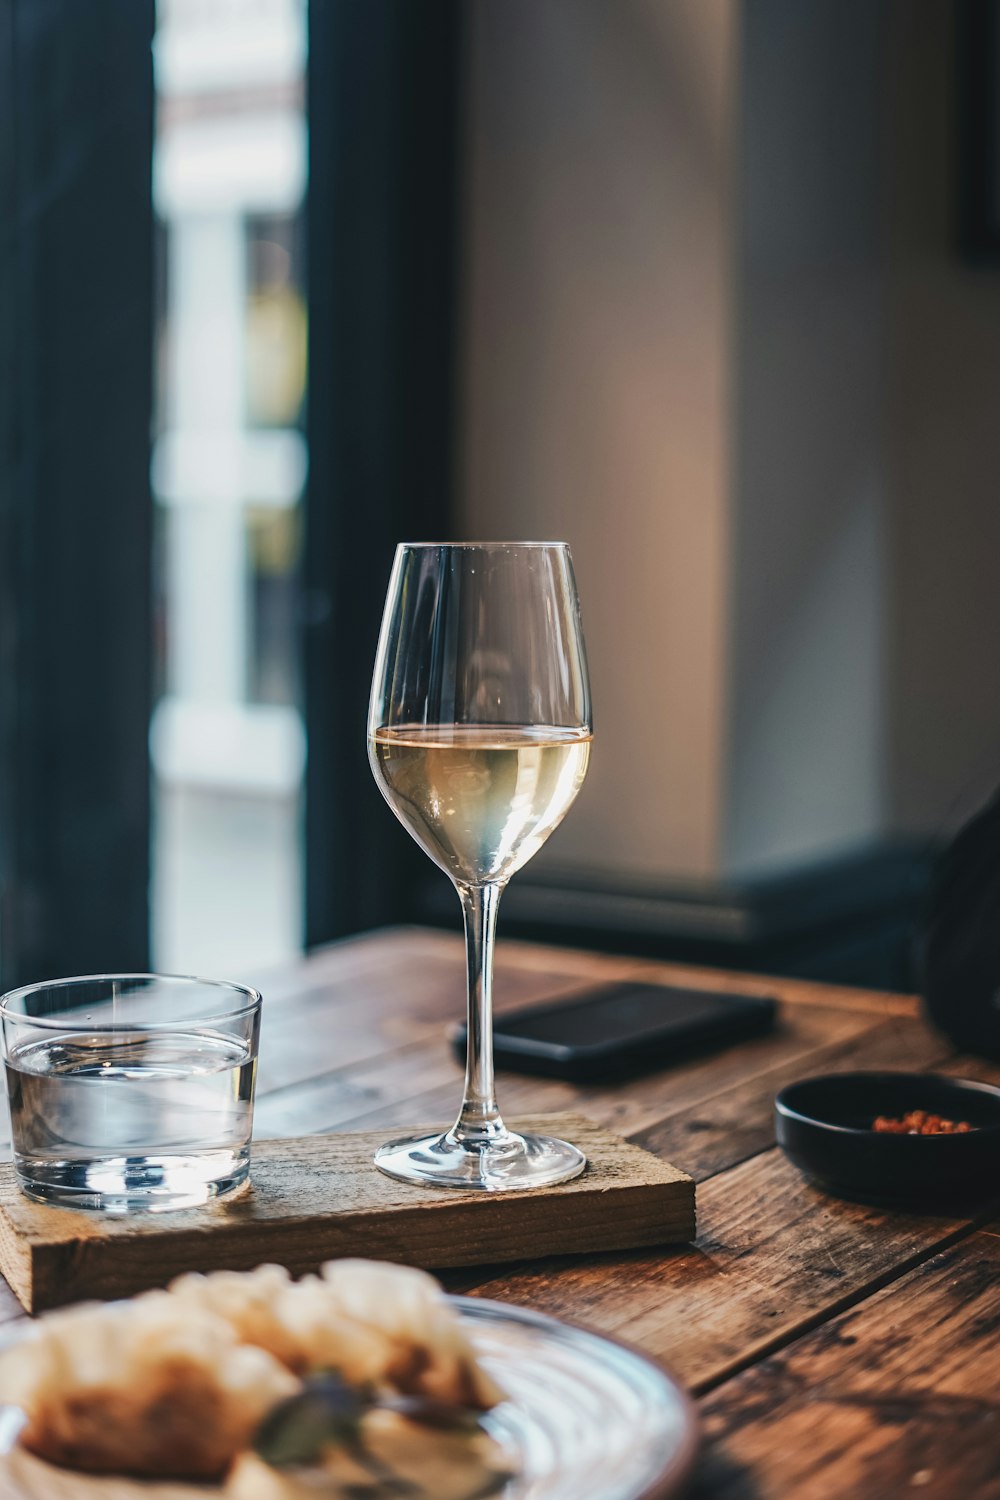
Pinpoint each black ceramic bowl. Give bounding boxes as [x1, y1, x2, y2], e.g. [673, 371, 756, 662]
[774, 1071, 1000, 1209]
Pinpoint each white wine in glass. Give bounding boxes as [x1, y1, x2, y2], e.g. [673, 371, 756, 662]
[368, 542, 593, 1190]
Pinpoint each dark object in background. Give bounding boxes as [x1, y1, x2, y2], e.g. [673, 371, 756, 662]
[958, 0, 1000, 261]
[922, 788, 1000, 1060]
[417, 842, 932, 993]
[774, 1072, 1000, 1210]
[0, 1, 155, 986]
[452, 983, 776, 1083]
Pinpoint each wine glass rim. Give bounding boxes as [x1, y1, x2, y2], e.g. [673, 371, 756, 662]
[398, 540, 571, 550]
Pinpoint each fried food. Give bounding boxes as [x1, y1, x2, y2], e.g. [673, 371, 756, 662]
[0, 1292, 298, 1480]
[0, 1261, 502, 1485]
[170, 1260, 501, 1408]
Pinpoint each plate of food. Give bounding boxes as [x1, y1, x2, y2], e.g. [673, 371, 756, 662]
[0, 1260, 698, 1500]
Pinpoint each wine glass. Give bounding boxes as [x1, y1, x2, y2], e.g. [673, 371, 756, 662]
[368, 542, 593, 1190]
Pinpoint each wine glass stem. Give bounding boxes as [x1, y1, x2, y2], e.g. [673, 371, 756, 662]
[451, 880, 507, 1147]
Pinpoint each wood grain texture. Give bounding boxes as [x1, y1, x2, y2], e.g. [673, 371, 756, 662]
[250, 937, 922, 1150]
[694, 1230, 1000, 1500]
[629, 1013, 949, 1183]
[0, 1114, 694, 1313]
[0, 926, 993, 1499]
[252, 995, 876, 1141]
[454, 1148, 984, 1393]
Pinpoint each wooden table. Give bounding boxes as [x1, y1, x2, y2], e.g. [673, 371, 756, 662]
[1, 926, 998, 1498]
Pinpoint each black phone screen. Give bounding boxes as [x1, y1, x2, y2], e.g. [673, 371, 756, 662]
[502, 984, 765, 1045]
[454, 982, 778, 1081]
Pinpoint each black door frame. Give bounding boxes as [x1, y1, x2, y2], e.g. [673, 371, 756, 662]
[305, 0, 464, 945]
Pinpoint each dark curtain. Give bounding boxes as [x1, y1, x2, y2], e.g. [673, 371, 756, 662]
[0, 1, 154, 985]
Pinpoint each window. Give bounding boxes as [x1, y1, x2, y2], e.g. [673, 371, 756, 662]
[0, 0, 459, 989]
[150, 0, 307, 975]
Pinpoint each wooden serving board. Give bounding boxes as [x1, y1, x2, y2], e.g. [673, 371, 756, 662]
[0, 1114, 694, 1313]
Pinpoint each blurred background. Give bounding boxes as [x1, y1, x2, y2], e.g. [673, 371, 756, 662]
[2, 0, 999, 994]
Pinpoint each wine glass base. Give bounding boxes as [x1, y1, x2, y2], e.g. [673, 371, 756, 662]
[373, 1128, 587, 1191]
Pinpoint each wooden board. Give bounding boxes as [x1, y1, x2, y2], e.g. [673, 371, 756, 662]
[455, 1146, 983, 1394]
[0, 1114, 694, 1313]
[696, 1230, 1000, 1498]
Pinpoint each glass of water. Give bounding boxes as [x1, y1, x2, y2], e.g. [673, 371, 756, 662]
[0, 974, 261, 1213]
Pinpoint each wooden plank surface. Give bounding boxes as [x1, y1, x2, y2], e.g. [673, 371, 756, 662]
[0, 927, 996, 1497]
[694, 1230, 1000, 1499]
[451, 1149, 985, 1392]
[0, 1115, 694, 1313]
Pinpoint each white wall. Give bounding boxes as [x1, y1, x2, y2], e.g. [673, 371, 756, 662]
[460, 0, 736, 880]
[723, 0, 888, 874]
[460, 0, 1000, 888]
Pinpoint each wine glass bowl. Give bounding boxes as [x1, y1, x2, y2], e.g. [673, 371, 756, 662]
[368, 542, 592, 1190]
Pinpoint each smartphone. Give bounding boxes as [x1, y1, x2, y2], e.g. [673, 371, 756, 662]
[451, 981, 778, 1082]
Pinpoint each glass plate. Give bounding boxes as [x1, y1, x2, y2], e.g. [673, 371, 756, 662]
[459, 1298, 699, 1500]
[0, 1296, 699, 1500]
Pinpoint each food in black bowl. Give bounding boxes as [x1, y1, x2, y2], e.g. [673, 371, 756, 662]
[774, 1071, 1000, 1210]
